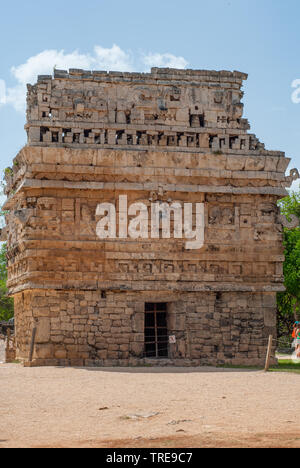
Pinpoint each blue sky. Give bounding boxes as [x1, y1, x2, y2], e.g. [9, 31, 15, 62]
[0, 0, 299, 191]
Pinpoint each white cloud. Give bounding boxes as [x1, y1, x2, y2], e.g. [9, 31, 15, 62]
[0, 79, 6, 105]
[0, 45, 188, 113]
[93, 45, 134, 72]
[143, 53, 188, 70]
[11, 45, 134, 85]
[291, 79, 300, 104]
[290, 180, 300, 192]
[6, 85, 27, 113]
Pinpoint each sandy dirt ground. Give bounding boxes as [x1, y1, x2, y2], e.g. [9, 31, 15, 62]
[0, 339, 5, 364]
[0, 364, 299, 448]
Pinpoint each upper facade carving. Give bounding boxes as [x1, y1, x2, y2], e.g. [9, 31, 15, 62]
[25, 68, 270, 154]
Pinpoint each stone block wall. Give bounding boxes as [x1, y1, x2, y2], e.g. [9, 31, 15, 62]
[14, 289, 276, 367]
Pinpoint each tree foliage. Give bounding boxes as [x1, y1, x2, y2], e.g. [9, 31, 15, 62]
[277, 190, 300, 338]
[0, 243, 14, 321]
[0, 189, 14, 321]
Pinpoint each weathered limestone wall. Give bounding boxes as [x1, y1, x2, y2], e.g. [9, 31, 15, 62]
[5, 187, 286, 294]
[14, 289, 276, 367]
[3, 68, 299, 366]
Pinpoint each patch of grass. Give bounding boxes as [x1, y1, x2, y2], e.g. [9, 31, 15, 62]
[217, 359, 300, 374]
[269, 359, 300, 374]
[278, 359, 300, 366]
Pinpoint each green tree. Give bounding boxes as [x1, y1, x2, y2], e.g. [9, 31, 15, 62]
[277, 190, 300, 339]
[0, 183, 14, 322]
[0, 243, 14, 321]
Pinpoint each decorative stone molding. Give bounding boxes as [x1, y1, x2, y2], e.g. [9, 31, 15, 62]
[284, 168, 300, 187]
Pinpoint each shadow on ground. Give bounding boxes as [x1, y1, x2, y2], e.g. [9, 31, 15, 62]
[56, 366, 262, 374]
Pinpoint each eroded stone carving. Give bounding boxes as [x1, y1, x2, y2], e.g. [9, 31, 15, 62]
[290, 168, 300, 180]
[13, 209, 34, 227]
[284, 168, 300, 187]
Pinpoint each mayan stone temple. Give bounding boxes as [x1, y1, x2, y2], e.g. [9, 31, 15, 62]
[2, 67, 299, 367]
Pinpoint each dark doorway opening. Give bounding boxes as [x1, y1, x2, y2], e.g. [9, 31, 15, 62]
[144, 303, 168, 358]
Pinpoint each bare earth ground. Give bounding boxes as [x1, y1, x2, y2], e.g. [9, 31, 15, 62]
[0, 364, 299, 448]
[0, 339, 5, 364]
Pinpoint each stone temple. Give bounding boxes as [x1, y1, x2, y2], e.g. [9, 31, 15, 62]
[2, 67, 299, 367]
